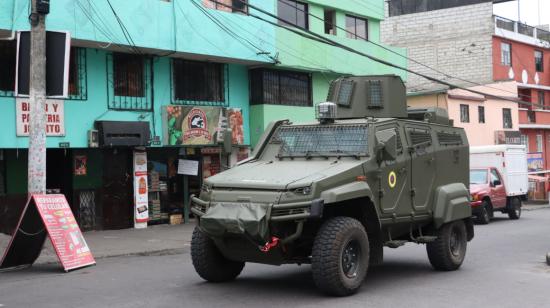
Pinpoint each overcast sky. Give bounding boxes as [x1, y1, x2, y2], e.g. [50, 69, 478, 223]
[493, 0, 550, 27]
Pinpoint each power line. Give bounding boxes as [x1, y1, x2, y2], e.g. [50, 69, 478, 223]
[213, 0, 542, 108]
[105, 0, 141, 54]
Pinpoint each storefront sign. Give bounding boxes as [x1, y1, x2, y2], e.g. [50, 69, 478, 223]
[228, 108, 244, 145]
[164, 106, 225, 146]
[527, 152, 544, 172]
[178, 159, 199, 176]
[0, 194, 95, 272]
[16, 98, 65, 136]
[495, 130, 521, 145]
[74, 155, 87, 176]
[133, 151, 149, 226]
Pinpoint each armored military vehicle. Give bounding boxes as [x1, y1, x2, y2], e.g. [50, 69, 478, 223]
[190, 75, 473, 296]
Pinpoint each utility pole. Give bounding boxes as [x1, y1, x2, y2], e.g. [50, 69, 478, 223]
[28, 0, 47, 195]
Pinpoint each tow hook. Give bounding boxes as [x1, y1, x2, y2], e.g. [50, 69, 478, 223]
[260, 237, 280, 253]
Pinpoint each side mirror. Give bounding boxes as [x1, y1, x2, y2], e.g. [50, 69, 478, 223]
[375, 130, 397, 164]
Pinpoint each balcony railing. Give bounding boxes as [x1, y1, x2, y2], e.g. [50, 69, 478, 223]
[494, 15, 550, 45]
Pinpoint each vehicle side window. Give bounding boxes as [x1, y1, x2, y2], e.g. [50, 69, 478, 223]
[490, 169, 501, 183]
[406, 126, 432, 155]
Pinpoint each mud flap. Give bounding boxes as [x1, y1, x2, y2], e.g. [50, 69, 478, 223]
[199, 203, 271, 243]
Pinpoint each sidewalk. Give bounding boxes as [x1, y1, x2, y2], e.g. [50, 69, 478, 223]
[1, 222, 196, 266]
[523, 201, 550, 211]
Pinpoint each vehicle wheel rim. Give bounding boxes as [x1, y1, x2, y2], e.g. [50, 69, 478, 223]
[482, 207, 489, 221]
[449, 228, 462, 257]
[515, 205, 521, 217]
[342, 240, 361, 279]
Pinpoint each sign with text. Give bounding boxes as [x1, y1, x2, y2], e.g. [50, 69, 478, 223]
[0, 195, 95, 272]
[178, 159, 199, 176]
[495, 130, 521, 145]
[527, 152, 544, 172]
[133, 151, 149, 226]
[16, 99, 65, 136]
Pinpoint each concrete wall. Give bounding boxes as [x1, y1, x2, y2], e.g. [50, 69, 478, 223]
[381, 2, 494, 91]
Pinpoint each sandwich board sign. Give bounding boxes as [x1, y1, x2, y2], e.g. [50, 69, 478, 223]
[0, 194, 95, 272]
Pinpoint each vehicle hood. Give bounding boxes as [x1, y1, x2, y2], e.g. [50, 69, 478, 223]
[470, 183, 488, 195]
[206, 160, 363, 190]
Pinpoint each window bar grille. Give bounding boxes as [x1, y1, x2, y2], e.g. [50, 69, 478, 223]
[107, 53, 152, 111]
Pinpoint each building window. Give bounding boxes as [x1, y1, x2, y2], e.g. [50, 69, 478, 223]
[478, 106, 485, 123]
[278, 0, 308, 29]
[460, 104, 469, 123]
[107, 53, 152, 111]
[539, 90, 546, 107]
[0, 40, 16, 97]
[324, 9, 336, 35]
[521, 134, 529, 152]
[346, 15, 368, 40]
[250, 69, 312, 107]
[535, 50, 543, 72]
[203, 0, 248, 14]
[501, 42, 511, 66]
[68, 47, 87, 100]
[502, 108, 512, 128]
[537, 134, 543, 152]
[172, 59, 227, 106]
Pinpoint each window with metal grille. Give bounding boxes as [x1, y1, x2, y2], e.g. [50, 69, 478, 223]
[0, 40, 16, 96]
[68, 47, 87, 100]
[535, 50, 543, 72]
[437, 131, 463, 146]
[107, 53, 152, 111]
[503, 108, 512, 128]
[337, 80, 354, 106]
[278, 0, 308, 29]
[366, 80, 383, 108]
[203, 0, 248, 14]
[501, 42, 511, 66]
[460, 104, 469, 123]
[478, 106, 485, 123]
[172, 59, 227, 106]
[250, 69, 312, 107]
[346, 15, 368, 40]
[272, 124, 369, 157]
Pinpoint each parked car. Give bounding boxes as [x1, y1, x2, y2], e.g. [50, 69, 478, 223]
[470, 145, 528, 224]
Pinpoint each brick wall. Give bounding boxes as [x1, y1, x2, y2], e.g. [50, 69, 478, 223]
[381, 2, 495, 91]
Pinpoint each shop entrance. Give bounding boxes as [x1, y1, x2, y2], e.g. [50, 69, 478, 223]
[46, 149, 74, 206]
[102, 149, 133, 229]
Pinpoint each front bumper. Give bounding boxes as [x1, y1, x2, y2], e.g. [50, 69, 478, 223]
[470, 200, 483, 215]
[190, 195, 324, 222]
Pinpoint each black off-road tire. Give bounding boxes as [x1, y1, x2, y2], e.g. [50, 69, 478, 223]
[508, 197, 522, 220]
[427, 220, 467, 271]
[476, 201, 491, 225]
[191, 226, 245, 282]
[311, 217, 369, 296]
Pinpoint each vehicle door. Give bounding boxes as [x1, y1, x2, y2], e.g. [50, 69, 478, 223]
[375, 124, 411, 217]
[406, 124, 435, 214]
[490, 168, 507, 208]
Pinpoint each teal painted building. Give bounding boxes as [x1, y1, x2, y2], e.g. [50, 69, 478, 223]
[0, 0, 406, 230]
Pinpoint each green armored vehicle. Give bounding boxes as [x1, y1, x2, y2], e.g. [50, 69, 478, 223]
[190, 75, 473, 296]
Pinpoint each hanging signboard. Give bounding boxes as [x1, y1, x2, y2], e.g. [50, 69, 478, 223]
[527, 152, 544, 172]
[16, 98, 65, 136]
[133, 151, 149, 228]
[0, 194, 95, 272]
[164, 106, 225, 146]
[494, 130, 521, 145]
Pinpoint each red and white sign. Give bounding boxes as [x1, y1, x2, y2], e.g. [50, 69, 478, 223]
[16, 98, 65, 136]
[134, 151, 149, 227]
[34, 194, 96, 271]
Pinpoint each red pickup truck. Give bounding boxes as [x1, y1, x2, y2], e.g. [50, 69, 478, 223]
[470, 167, 521, 224]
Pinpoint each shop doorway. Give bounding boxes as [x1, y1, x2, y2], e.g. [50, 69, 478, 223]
[102, 149, 133, 229]
[46, 149, 74, 206]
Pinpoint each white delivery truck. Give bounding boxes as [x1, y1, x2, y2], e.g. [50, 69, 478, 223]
[469, 145, 528, 222]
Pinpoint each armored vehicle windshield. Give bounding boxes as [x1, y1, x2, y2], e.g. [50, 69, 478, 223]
[272, 124, 369, 158]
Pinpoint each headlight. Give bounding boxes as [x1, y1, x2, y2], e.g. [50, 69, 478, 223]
[471, 194, 478, 201]
[201, 183, 212, 193]
[293, 186, 312, 195]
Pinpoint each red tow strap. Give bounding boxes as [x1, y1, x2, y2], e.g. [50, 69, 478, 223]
[260, 237, 280, 253]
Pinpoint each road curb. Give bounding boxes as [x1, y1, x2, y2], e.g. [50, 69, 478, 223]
[523, 205, 550, 211]
[35, 247, 188, 266]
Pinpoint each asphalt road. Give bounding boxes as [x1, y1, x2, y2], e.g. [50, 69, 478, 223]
[1, 209, 549, 308]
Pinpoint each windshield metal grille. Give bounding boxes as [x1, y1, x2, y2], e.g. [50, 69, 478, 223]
[273, 125, 369, 157]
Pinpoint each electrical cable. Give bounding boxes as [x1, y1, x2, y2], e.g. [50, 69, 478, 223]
[105, 0, 142, 54]
[215, 0, 543, 108]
